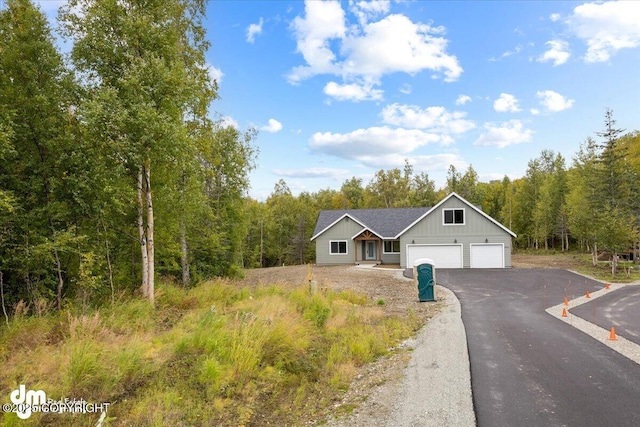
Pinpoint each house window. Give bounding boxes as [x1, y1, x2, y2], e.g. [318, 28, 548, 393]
[330, 240, 348, 254]
[443, 208, 464, 225]
[383, 240, 400, 253]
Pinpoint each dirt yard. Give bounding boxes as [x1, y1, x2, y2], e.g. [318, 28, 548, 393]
[511, 252, 584, 269]
[241, 263, 439, 318]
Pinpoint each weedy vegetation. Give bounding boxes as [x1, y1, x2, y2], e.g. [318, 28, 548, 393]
[0, 279, 424, 426]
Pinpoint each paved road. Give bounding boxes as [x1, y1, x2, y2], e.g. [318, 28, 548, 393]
[438, 269, 640, 427]
[572, 285, 640, 346]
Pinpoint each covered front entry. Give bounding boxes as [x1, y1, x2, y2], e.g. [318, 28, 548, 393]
[354, 230, 382, 264]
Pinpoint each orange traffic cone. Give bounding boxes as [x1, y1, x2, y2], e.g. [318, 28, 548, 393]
[605, 283, 611, 290]
[608, 327, 618, 341]
[564, 296, 569, 306]
[561, 307, 568, 317]
[585, 290, 591, 298]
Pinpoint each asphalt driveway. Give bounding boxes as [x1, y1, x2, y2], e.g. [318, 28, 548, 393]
[437, 269, 640, 427]
[571, 285, 640, 346]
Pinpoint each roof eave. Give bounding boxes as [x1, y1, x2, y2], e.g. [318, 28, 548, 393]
[310, 212, 367, 241]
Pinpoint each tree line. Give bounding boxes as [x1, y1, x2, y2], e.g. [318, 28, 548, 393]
[1, 1, 638, 315]
[0, 0, 255, 312]
[243, 115, 639, 276]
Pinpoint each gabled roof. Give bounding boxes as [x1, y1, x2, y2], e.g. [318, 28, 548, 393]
[311, 207, 429, 241]
[311, 192, 517, 241]
[396, 192, 517, 238]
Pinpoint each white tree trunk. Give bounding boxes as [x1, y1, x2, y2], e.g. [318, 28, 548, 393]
[181, 221, 189, 286]
[138, 168, 149, 298]
[144, 163, 155, 306]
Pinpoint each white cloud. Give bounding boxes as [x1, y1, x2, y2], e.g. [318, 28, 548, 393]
[380, 103, 475, 134]
[537, 40, 571, 66]
[536, 90, 574, 112]
[455, 94, 472, 106]
[288, 0, 346, 83]
[474, 120, 534, 148]
[341, 14, 462, 82]
[324, 81, 384, 102]
[273, 167, 350, 179]
[261, 119, 283, 133]
[493, 93, 521, 113]
[568, 1, 640, 62]
[207, 64, 224, 84]
[550, 13, 561, 22]
[490, 45, 523, 62]
[481, 172, 512, 182]
[287, 1, 462, 97]
[399, 84, 412, 95]
[530, 108, 541, 116]
[216, 115, 239, 129]
[246, 17, 264, 43]
[350, 0, 391, 26]
[309, 126, 445, 160]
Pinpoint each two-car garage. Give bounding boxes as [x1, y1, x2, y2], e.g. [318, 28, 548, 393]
[406, 243, 505, 269]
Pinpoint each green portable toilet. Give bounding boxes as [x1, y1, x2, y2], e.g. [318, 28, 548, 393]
[413, 258, 435, 302]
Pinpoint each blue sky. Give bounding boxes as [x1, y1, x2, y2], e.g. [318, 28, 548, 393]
[36, 1, 640, 200]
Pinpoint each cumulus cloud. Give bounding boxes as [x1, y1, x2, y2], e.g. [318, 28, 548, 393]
[288, 0, 346, 83]
[474, 120, 534, 148]
[380, 104, 475, 134]
[287, 1, 462, 100]
[324, 81, 384, 102]
[309, 126, 445, 159]
[350, 0, 391, 26]
[261, 119, 283, 133]
[493, 93, 521, 113]
[567, 1, 640, 62]
[340, 14, 462, 82]
[550, 13, 561, 22]
[246, 18, 264, 43]
[217, 116, 239, 129]
[538, 40, 571, 66]
[536, 90, 574, 112]
[455, 94, 472, 106]
[207, 64, 224, 84]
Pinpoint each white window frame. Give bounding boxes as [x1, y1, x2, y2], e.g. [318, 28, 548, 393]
[443, 208, 465, 225]
[329, 240, 348, 255]
[383, 240, 401, 254]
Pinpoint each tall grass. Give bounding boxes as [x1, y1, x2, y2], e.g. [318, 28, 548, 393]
[0, 278, 425, 426]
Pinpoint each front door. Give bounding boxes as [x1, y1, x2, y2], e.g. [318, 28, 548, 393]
[366, 241, 376, 260]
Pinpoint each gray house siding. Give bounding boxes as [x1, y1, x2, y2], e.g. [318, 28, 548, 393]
[381, 252, 401, 264]
[399, 196, 512, 268]
[314, 217, 363, 265]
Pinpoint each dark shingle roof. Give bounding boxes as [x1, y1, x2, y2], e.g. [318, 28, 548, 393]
[312, 207, 430, 240]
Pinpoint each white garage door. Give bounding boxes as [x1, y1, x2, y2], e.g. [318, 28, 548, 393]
[406, 244, 463, 269]
[470, 244, 504, 268]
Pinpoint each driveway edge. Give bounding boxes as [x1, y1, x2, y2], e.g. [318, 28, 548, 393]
[387, 285, 476, 427]
[546, 280, 640, 365]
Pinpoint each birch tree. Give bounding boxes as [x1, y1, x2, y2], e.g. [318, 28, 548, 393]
[61, 0, 216, 304]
